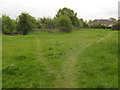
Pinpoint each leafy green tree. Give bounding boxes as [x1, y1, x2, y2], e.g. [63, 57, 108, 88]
[88, 20, 93, 24]
[83, 22, 89, 28]
[79, 18, 85, 28]
[55, 15, 73, 32]
[38, 17, 55, 29]
[29, 16, 37, 30]
[56, 7, 80, 27]
[17, 12, 37, 35]
[109, 17, 116, 22]
[112, 20, 120, 30]
[78, 19, 89, 28]
[2, 15, 16, 34]
[0, 17, 2, 32]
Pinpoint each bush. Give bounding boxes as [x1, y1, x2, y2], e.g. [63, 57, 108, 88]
[55, 15, 73, 32]
[2, 15, 16, 34]
[90, 24, 106, 29]
[17, 12, 37, 35]
[56, 7, 79, 27]
[112, 22, 120, 30]
[37, 17, 55, 30]
[83, 22, 89, 28]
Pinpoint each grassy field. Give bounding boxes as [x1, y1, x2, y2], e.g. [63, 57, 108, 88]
[0, 33, 2, 89]
[2, 29, 118, 88]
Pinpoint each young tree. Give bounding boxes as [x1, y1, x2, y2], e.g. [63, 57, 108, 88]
[17, 12, 37, 35]
[83, 22, 89, 28]
[56, 7, 80, 27]
[88, 20, 93, 24]
[55, 15, 73, 32]
[2, 15, 16, 34]
[79, 18, 85, 28]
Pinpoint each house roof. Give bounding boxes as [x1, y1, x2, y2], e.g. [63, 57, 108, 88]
[91, 19, 117, 26]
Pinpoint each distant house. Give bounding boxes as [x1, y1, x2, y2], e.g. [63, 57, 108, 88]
[91, 19, 117, 27]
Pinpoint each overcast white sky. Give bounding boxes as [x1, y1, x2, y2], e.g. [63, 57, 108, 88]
[0, 0, 119, 20]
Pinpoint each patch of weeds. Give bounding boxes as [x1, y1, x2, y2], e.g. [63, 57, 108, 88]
[100, 56, 105, 59]
[59, 52, 65, 55]
[100, 66, 110, 72]
[14, 55, 34, 61]
[3, 65, 19, 75]
[48, 47, 53, 50]
[93, 83, 108, 88]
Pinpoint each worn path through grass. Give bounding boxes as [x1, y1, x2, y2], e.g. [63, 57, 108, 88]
[54, 31, 113, 88]
[36, 37, 52, 70]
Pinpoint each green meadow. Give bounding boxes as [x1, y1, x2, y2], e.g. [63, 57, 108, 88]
[0, 33, 2, 89]
[2, 29, 118, 88]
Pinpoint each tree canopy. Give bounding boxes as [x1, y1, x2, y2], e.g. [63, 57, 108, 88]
[55, 15, 73, 32]
[17, 12, 37, 35]
[56, 7, 80, 27]
[112, 20, 120, 30]
[2, 15, 16, 34]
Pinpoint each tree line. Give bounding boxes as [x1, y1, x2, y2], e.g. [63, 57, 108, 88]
[1, 7, 120, 35]
[1, 7, 89, 35]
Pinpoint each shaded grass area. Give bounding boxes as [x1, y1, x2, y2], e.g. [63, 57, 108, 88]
[2, 29, 118, 88]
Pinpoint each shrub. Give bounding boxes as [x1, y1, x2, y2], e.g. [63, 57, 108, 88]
[55, 15, 73, 32]
[56, 7, 80, 27]
[2, 15, 16, 34]
[83, 22, 89, 28]
[37, 17, 55, 30]
[112, 22, 120, 30]
[90, 24, 106, 29]
[17, 12, 37, 35]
